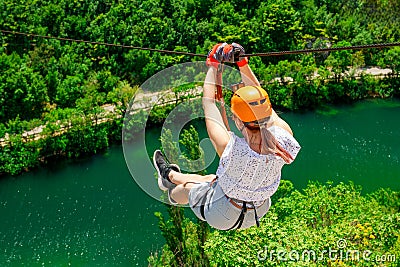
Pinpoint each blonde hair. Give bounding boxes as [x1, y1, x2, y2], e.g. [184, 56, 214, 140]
[243, 117, 293, 164]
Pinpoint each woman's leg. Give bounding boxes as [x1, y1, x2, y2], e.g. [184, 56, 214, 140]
[168, 172, 216, 205]
[169, 184, 192, 205]
[168, 171, 216, 185]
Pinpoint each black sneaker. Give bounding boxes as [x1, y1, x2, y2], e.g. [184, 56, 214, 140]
[153, 150, 180, 191]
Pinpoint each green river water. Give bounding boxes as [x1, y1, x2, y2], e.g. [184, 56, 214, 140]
[0, 98, 399, 266]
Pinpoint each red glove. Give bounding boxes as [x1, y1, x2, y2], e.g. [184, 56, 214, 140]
[232, 42, 248, 67]
[206, 43, 233, 68]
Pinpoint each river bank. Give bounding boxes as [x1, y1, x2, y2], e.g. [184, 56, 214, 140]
[1, 65, 399, 177]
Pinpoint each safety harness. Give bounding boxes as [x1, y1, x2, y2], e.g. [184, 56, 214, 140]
[199, 195, 260, 230]
[226, 199, 260, 230]
[195, 180, 261, 230]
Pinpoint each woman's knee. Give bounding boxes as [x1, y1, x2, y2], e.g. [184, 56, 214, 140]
[170, 184, 191, 205]
[202, 174, 217, 182]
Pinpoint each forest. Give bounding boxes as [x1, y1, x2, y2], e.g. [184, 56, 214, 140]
[1, 0, 399, 266]
[0, 0, 399, 172]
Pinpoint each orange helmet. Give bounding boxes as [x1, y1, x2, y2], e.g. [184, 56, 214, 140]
[231, 86, 272, 123]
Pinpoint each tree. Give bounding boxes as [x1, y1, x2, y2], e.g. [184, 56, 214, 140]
[325, 41, 353, 82]
[379, 47, 400, 77]
[251, 0, 301, 62]
[107, 81, 139, 114]
[0, 54, 48, 121]
[150, 126, 210, 266]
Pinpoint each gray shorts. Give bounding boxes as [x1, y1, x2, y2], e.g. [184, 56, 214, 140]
[189, 181, 271, 230]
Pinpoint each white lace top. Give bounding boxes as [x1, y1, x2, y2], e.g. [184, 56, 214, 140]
[216, 126, 301, 205]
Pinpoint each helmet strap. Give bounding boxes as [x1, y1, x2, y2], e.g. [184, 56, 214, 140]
[239, 123, 246, 132]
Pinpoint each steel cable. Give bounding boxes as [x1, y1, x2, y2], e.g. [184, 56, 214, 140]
[1, 29, 399, 58]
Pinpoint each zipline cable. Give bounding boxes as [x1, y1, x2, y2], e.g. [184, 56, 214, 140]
[0, 30, 207, 57]
[1, 30, 400, 58]
[243, 42, 400, 57]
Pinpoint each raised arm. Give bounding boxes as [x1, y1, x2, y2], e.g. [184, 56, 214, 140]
[239, 64, 261, 87]
[230, 43, 261, 89]
[203, 67, 230, 157]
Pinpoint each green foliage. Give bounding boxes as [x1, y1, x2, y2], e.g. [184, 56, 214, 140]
[379, 47, 400, 75]
[0, 105, 119, 175]
[2, 0, 399, 101]
[106, 81, 139, 113]
[325, 41, 352, 74]
[0, 135, 40, 175]
[179, 125, 207, 173]
[179, 125, 201, 159]
[0, 52, 48, 121]
[204, 181, 400, 266]
[260, 54, 399, 111]
[251, 0, 301, 58]
[63, 117, 109, 158]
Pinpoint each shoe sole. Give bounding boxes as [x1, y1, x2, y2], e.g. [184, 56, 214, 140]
[153, 150, 180, 191]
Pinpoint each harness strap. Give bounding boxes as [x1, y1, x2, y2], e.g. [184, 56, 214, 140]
[253, 201, 260, 227]
[227, 201, 247, 230]
[227, 201, 261, 230]
[196, 180, 262, 229]
[199, 192, 208, 221]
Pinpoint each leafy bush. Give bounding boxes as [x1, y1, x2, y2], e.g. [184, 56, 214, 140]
[204, 181, 399, 267]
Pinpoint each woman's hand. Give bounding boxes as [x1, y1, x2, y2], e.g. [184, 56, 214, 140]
[206, 43, 234, 68]
[231, 43, 260, 87]
[232, 43, 248, 67]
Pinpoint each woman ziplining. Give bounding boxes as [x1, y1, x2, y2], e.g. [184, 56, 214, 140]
[153, 43, 301, 230]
